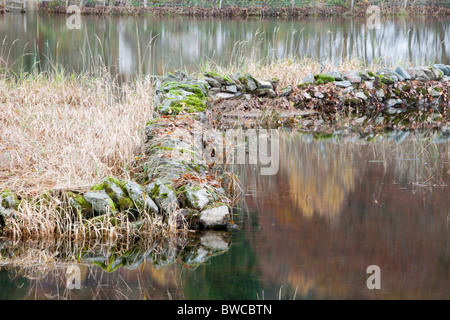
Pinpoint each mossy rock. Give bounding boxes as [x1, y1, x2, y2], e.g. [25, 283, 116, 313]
[314, 73, 335, 84]
[157, 95, 207, 115]
[66, 191, 93, 219]
[145, 179, 179, 214]
[184, 187, 212, 211]
[124, 181, 159, 215]
[91, 176, 127, 205]
[161, 81, 206, 99]
[0, 190, 19, 210]
[376, 75, 395, 85]
[83, 190, 118, 217]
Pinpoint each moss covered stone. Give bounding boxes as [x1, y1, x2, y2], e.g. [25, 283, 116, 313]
[66, 191, 93, 218]
[0, 190, 19, 210]
[83, 190, 117, 217]
[91, 176, 127, 204]
[145, 179, 179, 214]
[314, 73, 335, 84]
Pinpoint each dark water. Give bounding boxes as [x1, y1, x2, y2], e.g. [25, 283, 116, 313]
[1, 13, 450, 79]
[1, 132, 448, 300]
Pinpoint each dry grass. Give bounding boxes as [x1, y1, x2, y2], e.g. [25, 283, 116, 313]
[0, 69, 154, 195]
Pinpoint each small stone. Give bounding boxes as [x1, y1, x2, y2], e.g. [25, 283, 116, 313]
[377, 69, 402, 82]
[204, 76, 221, 88]
[414, 68, 430, 82]
[303, 73, 315, 84]
[314, 91, 324, 98]
[257, 80, 273, 90]
[335, 80, 352, 88]
[429, 87, 442, 98]
[365, 81, 374, 90]
[343, 71, 362, 84]
[406, 68, 416, 79]
[279, 86, 293, 97]
[214, 92, 236, 99]
[224, 85, 238, 94]
[376, 89, 385, 100]
[383, 107, 402, 115]
[433, 64, 450, 76]
[419, 67, 435, 80]
[355, 92, 368, 101]
[386, 98, 403, 108]
[359, 70, 375, 81]
[343, 87, 354, 94]
[325, 71, 345, 81]
[354, 116, 367, 124]
[429, 66, 443, 80]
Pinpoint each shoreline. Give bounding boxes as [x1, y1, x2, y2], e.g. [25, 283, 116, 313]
[1, 2, 450, 17]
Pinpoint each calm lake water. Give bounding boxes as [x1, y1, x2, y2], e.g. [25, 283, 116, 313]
[1, 132, 449, 300]
[0, 13, 450, 79]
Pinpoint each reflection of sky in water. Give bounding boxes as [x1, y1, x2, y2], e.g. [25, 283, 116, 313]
[0, 14, 449, 78]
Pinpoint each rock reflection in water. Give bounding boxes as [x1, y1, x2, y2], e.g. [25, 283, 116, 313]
[0, 231, 230, 299]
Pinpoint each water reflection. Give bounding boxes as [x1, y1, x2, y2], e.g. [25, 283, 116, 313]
[0, 133, 448, 299]
[1, 14, 449, 79]
[238, 132, 449, 299]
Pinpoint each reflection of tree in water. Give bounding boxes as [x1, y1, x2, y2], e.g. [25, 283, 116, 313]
[239, 134, 449, 299]
[282, 135, 355, 222]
